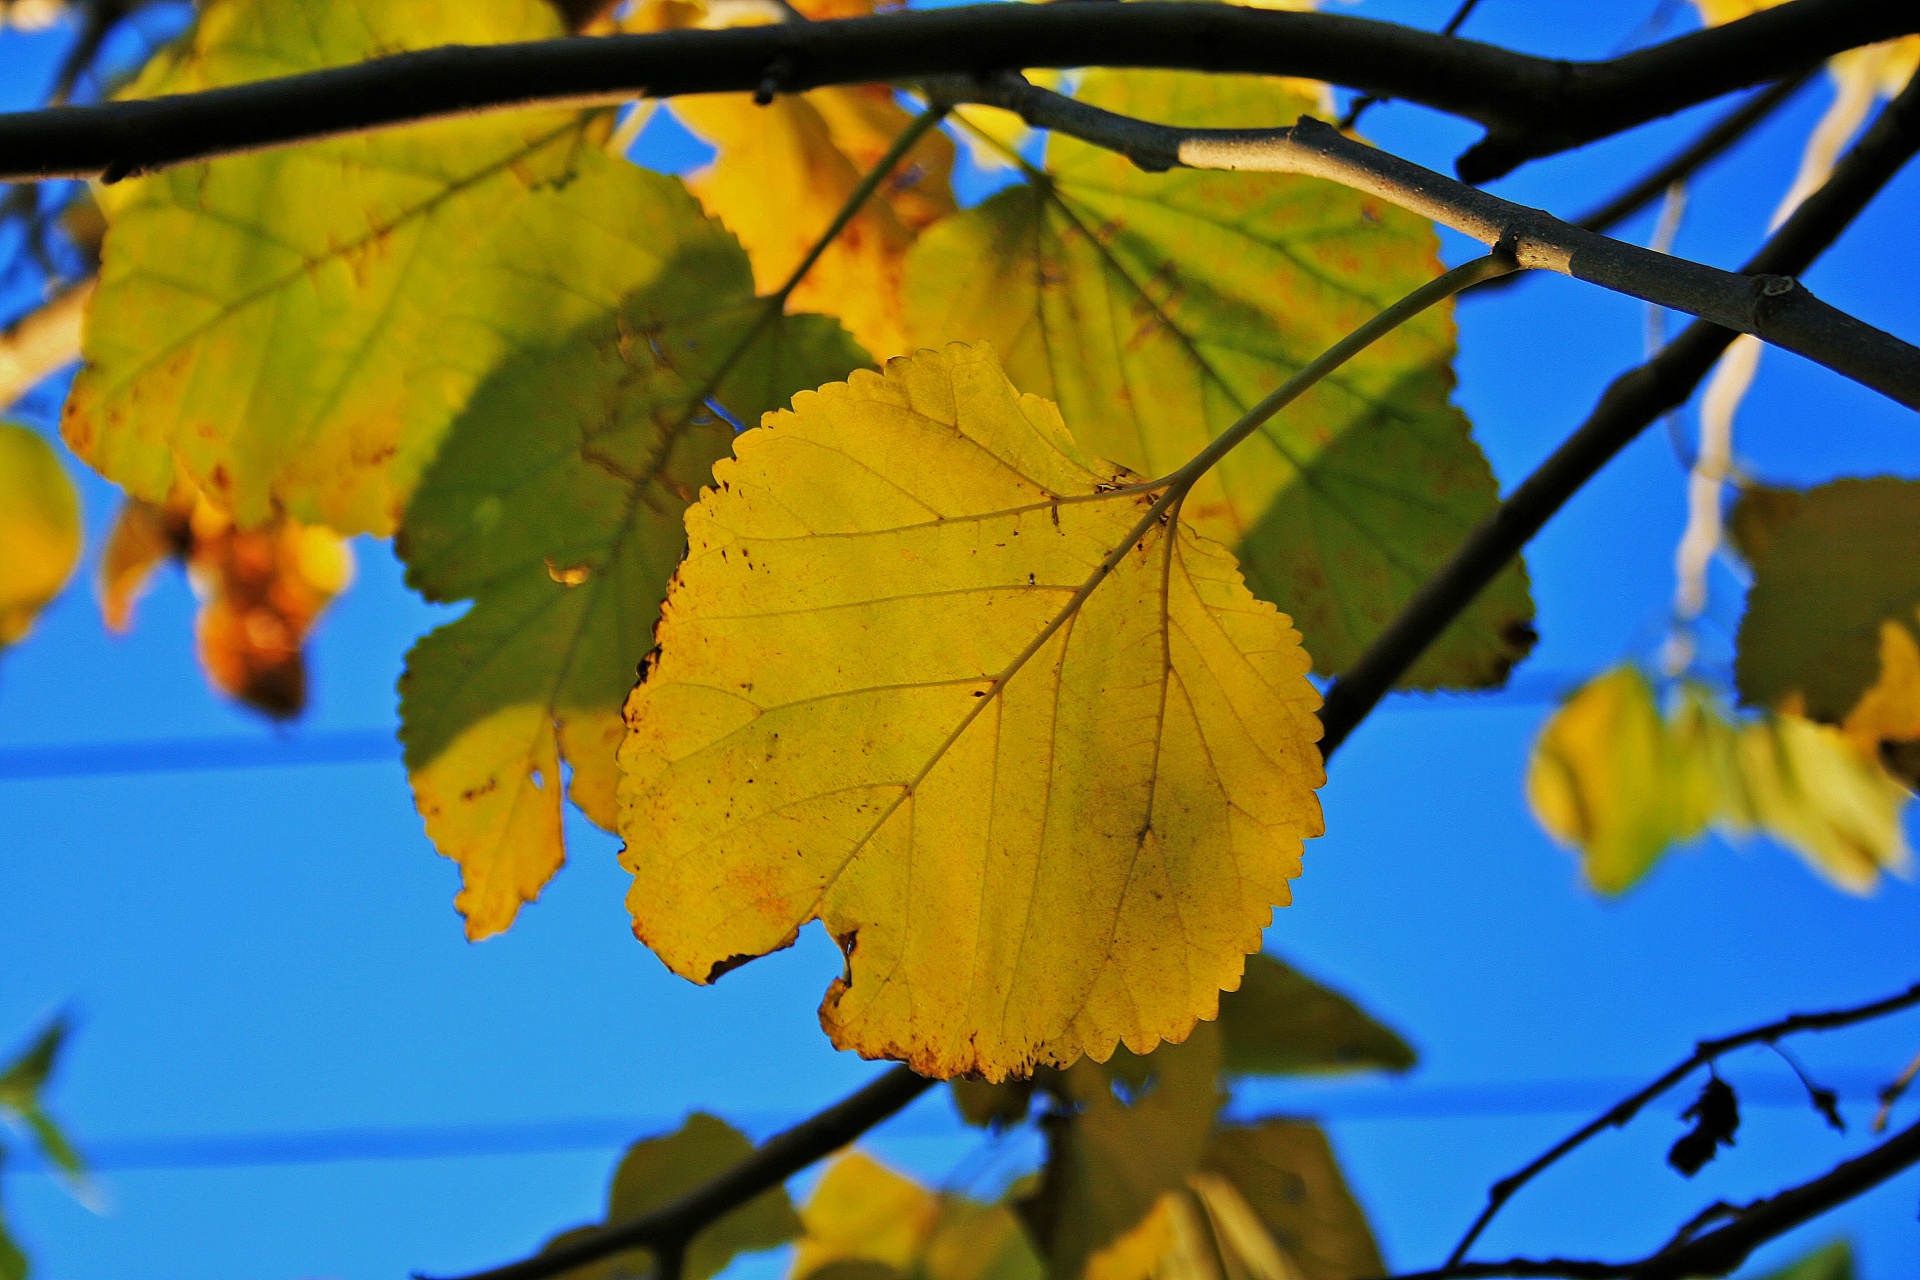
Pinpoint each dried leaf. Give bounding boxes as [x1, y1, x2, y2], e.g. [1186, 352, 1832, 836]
[1668, 1077, 1739, 1177]
[618, 343, 1325, 1077]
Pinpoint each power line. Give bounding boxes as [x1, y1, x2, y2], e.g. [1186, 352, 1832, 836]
[3, 1070, 1894, 1175]
[0, 671, 1603, 783]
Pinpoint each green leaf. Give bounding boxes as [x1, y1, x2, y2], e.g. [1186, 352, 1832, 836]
[1219, 954, 1415, 1077]
[0, 423, 81, 650]
[949, 1077, 1037, 1130]
[0, 1189, 23, 1280]
[1735, 478, 1920, 723]
[1747, 1241, 1853, 1280]
[545, 1113, 802, 1280]
[0, 1018, 85, 1186]
[64, 0, 646, 536]
[1203, 1120, 1385, 1280]
[906, 70, 1533, 689]
[395, 153, 866, 943]
[1018, 1022, 1225, 1280]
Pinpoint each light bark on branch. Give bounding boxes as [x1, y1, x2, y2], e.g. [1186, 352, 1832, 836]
[0, 278, 88, 410]
[929, 73, 1920, 413]
[0, 0, 1911, 185]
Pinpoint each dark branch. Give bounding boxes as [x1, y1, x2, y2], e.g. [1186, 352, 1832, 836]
[931, 74, 1920, 411]
[1442, 981, 1920, 1267]
[419, 1065, 934, 1280]
[1386, 1113, 1920, 1280]
[1316, 68, 1920, 759]
[0, 0, 1909, 185]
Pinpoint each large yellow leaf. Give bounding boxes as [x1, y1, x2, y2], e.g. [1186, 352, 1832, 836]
[908, 71, 1532, 689]
[397, 163, 866, 939]
[0, 423, 81, 648]
[64, 0, 645, 536]
[544, 1112, 802, 1280]
[618, 342, 1325, 1079]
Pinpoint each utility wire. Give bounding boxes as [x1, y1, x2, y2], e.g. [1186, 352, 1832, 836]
[1, 1070, 1894, 1176]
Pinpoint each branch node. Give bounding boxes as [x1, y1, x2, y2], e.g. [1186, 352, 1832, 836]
[754, 53, 796, 106]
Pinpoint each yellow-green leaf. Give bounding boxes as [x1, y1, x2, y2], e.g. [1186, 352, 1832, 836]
[1019, 1023, 1225, 1280]
[950, 1076, 1037, 1130]
[1528, 666, 1686, 894]
[546, 1113, 802, 1280]
[1735, 478, 1920, 723]
[1733, 713, 1912, 894]
[618, 342, 1326, 1079]
[64, 0, 644, 535]
[0, 1017, 86, 1190]
[793, 1152, 941, 1280]
[0, 423, 80, 648]
[1751, 1241, 1854, 1280]
[909, 71, 1532, 689]
[1202, 1120, 1384, 1280]
[396, 158, 865, 941]
[1218, 953, 1414, 1077]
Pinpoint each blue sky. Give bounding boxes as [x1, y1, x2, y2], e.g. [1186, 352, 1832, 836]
[2, 3, 1919, 1279]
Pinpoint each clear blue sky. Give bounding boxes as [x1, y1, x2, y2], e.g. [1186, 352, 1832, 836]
[2, 3, 1918, 1279]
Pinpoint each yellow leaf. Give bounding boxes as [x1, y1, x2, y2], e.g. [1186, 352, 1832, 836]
[907, 70, 1532, 690]
[793, 1153, 940, 1279]
[920, 1198, 1045, 1280]
[672, 85, 955, 360]
[0, 422, 81, 648]
[66, 0, 639, 535]
[1843, 619, 1920, 780]
[1202, 1121, 1383, 1280]
[1157, 1178, 1299, 1280]
[1527, 666, 1683, 894]
[618, 342, 1325, 1078]
[1734, 713, 1912, 894]
[1019, 1024, 1225, 1280]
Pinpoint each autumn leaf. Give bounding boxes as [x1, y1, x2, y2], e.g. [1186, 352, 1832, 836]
[1735, 478, 1920, 761]
[1202, 1121, 1383, 1280]
[1528, 666, 1692, 894]
[623, 0, 957, 360]
[1018, 1023, 1225, 1280]
[0, 423, 80, 649]
[64, 0, 655, 535]
[790, 1153, 1042, 1280]
[618, 342, 1326, 1079]
[1530, 666, 1910, 895]
[545, 1112, 802, 1280]
[1218, 953, 1414, 1078]
[396, 159, 866, 942]
[101, 487, 354, 719]
[907, 71, 1532, 689]
[1751, 1241, 1854, 1280]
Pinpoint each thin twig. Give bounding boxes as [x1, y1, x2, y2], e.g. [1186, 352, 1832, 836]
[1316, 67, 1920, 757]
[418, 1066, 935, 1280]
[1385, 1113, 1920, 1279]
[1337, 0, 1484, 132]
[1439, 981, 1920, 1267]
[1872, 1046, 1920, 1132]
[0, 0, 1911, 184]
[926, 71, 1920, 412]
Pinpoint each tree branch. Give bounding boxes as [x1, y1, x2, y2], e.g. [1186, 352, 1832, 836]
[417, 1065, 934, 1280]
[927, 72, 1920, 412]
[1315, 67, 1920, 758]
[1440, 980, 1920, 1267]
[0, 278, 89, 410]
[1386, 1113, 1920, 1280]
[0, 0, 1909, 185]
